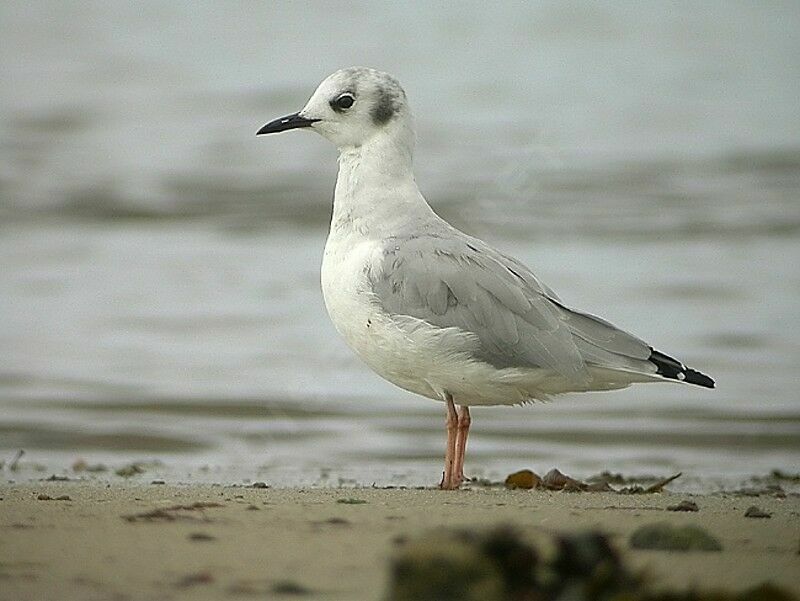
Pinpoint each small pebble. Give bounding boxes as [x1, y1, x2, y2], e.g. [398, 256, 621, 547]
[176, 571, 214, 587]
[630, 522, 722, 551]
[667, 500, 699, 512]
[585, 481, 615, 492]
[323, 517, 350, 525]
[744, 505, 772, 519]
[272, 580, 311, 595]
[504, 469, 541, 490]
[115, 463, 146, 478]
[542, 468, 586, 491]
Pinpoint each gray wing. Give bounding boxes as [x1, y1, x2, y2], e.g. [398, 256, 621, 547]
[370, 232, 655, 382]
[551, 299, 654, 373]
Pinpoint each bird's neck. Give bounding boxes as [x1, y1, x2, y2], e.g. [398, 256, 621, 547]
[331, 128, 435, 238]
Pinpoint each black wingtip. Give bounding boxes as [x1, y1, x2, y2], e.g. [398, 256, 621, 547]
[649, 349, 715, 389]
[682, 367, 715, 389]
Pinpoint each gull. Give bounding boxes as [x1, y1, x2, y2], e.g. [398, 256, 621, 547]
[257, 67, 714, 490]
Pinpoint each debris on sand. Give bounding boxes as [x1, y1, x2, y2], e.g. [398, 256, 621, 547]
[744, 506, 772, 519]
[504, 469, 541, 490]
[336, 498, 367, 504]
[36, 494, 71, 501]
[629, 522, 722, 551]
[731, 476, 787, 497]
[175, 571, 214, 588]
[122, 502, 223, 523]
[620, 473, 683, 494]
[500, 468, 682, 494]
[388, 525, 791, 600]
[388, 526, 638, 601]
[542, 468, 588, 491]
[320, 517, 350, 526]
[503, 467, 591, 491]
[585, 480, 616, 492]
[71, 459, 108, 473]
[8, 449, 25, 471]
[769, 469, 800, 482]
[114, 462, 147, 478]
[588, 471, 676, 486]
[388, 528, 516, 600]
[587, 470, 628, 485]
[271, 580, 312, 595]
[667, 500, 699, 512]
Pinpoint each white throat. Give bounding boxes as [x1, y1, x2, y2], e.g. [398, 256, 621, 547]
[330, 121, 435, 239]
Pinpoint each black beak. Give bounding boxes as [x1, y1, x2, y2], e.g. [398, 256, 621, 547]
[256, 112, 319, 135]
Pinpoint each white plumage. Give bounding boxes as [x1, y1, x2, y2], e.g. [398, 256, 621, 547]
[258, 67, 714, 488]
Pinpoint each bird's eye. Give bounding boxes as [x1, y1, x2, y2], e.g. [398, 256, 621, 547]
[331, 93, 355, 111]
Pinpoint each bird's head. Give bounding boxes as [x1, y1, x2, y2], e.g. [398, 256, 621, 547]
[257, 67, 412, 151]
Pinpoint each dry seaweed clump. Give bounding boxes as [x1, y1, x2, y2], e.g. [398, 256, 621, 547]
[387, 527, 638, 601]
[115, 461, 150, 477]
[501, 468, 681, 493]
[386, 526, 797, 601]
[504, 469, 541, 490]
[388, 532, 505, 600]
[630, 522, 722, 551]
[744, 506, 772, 519]
[667, 500, 700, 512]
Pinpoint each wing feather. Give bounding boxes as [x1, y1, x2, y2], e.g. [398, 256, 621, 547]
[370, 234, 591, 383]
[551, 301, 651, 361]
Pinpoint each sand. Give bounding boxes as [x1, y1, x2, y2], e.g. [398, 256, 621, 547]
[1, 482, 798, 600]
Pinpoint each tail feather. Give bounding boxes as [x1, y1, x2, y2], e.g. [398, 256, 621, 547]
[649, 349, 715, 388]
[554, 302, 715, 389]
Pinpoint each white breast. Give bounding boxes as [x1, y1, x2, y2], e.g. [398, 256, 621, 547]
[318, 160, 632, 407]
[322, 233, 641, 406]
[320, 231, 543, 406]
[320, 232, 379, 351]
[321, 231, 442, 400]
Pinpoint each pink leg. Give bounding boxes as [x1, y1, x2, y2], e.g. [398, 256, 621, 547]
[452, 405, 471, 488]
[439, 395, 458, 490]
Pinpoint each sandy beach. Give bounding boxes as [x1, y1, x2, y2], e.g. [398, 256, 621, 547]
[3, 4, 800, 601]
[1, 481, 798, 600]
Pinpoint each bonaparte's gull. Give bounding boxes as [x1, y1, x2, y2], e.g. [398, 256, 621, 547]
[257, 67, 714, 490]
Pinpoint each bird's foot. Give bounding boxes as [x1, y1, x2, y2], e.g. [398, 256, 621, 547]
[439, 471, 467, 490]
[439, 471, 460, 490]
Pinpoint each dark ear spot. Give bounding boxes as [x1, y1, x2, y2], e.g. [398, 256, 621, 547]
[372, 87, 398, 125]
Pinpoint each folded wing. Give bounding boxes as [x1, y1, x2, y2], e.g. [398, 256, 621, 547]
[370, 233, 594, 383]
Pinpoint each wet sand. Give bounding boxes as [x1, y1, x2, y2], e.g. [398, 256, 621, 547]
[1, 482, 798, 600]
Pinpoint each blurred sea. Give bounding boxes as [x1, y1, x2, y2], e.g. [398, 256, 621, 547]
[1, 2, 799, 490]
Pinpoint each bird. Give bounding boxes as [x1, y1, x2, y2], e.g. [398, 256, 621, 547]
[256, 67, 714, 490]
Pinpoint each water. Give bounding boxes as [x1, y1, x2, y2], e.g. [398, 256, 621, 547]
[2, 2, 799, 489]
